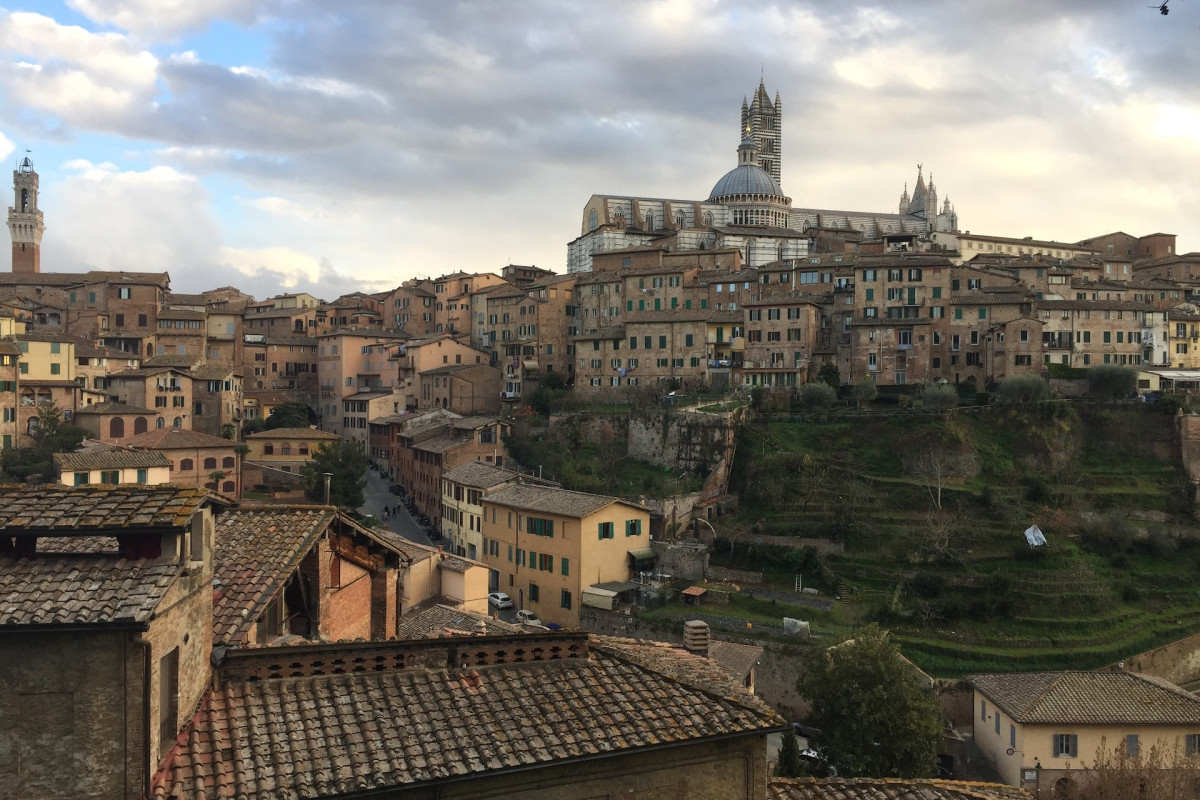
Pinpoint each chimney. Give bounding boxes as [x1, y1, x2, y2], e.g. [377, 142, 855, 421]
[683, 620, 710, 656]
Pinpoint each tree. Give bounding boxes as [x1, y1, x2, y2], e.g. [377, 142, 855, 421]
[32, 404, 87, 455]
[301, 438, 368, 508]
[1065, 737, 1200, 800]
[776, 725, 805, 777]
[817, 363, 841, 390]
[1088, 365, 1138, 400]
[797, 625, 943, 778]
[264, 401, 315, 430]
[853, 376, 877, 409]
[906, 445, 979, 510]
[797, 382, 837, 412]
[994, 375, 1050, 405]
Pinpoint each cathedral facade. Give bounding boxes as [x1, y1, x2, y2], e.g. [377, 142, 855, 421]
[568, 81, 960, 273]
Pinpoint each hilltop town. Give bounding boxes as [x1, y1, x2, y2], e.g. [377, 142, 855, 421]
[5, 83, 1200, 799]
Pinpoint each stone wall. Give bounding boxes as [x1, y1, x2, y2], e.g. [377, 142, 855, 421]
[1102, 629, 1200, 688]
[651, 540, 709, 580]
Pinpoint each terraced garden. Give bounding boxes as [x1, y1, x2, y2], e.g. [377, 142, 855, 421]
[721, 401, 1200, 677]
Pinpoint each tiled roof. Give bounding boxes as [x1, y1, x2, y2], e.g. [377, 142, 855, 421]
[151, 633, 781, 799]
[0, 555, 180, 627]
[213, 505, 337, 646]
[123, 428, 236, 450]
[143, 354, 203, 369]
[768, 778, 1031, 799]
[246, 427, 338, 440]
[0, 485, 208, 532]
[707, 639, 763, 681]
[392, 602, 523, 639]
[192, 365, 240, 380]
[74, 401, 156, 415]
[970, 671, 1200, 725]
[55, 448, 171, 471]
[413, 434, 470, 455]
[442, 462, 544, 489]
[484, 483, 633, 518]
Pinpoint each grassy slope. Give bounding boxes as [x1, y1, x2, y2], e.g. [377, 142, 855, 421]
[727, 403, 1200, 676]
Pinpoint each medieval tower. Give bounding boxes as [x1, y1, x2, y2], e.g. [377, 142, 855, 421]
[8, 156, 44, 274]
[740, 80, 782, 188]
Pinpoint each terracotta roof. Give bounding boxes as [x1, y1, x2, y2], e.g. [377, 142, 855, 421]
[152, 633, 781, 798]
[970, 671, 1200, 725]
[246, 427, 338, 440]
[74, 401, 156, 415]
[213, 505, 337, 646]
[0, 485, 208, 533]
[192, 365, 240, 380]
[0, 554, 181, 627]
[707, 640, 763, 681]
[392, 602, 523, 639]
[55, 448, 171, 472]
[442, 462, 550, 490]
[124, 428, 236, 450]
[413, 434, 471, 455]
[484, 484, 636, 518]
[768, 778, 1031, 799]
[143, 354, 203, 369]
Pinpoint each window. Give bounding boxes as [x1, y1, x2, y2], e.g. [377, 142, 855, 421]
[598, 521, 614, 539]
[1187, 734, 1200, 757]
[529, 583, 539, 602]
[1126, 734, 1139, 757]
[74, 471, 88, 486]
[561, 589, 572, 609]
[561, 557, 569, 576]
[626, 519, 642, 537]
[118, 287, 132, 299]
[527, 517, 554, 537]
[1053, 734, 1078, 758]
[137, 468, 147, 484]
[180, 459, 194, 471]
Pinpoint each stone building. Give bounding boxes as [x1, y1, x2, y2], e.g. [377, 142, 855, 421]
[0, 485, 220, 798]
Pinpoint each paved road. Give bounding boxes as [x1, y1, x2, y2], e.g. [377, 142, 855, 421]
[359, 467, 433, 547]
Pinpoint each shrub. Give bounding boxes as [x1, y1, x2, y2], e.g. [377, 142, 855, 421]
[994, 375, 1050, 405]
[1087, 365, 1137, 400]
[817, 362, 841, 390]
[920, 384, 959, 411]
[853, 376, 878, 408]
[797, 382, 838, 412]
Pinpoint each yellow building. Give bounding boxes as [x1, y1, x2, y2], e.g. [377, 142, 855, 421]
[243, 426, 341, 477]
[480, 483, 650, 627]
[970, 671, 1200, 796]
[55, 447, 172, 486]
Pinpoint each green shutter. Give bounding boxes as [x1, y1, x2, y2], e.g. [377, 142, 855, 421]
[561, 557, 569, 576]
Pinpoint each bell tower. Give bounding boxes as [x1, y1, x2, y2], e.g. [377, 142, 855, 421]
[8, 155, 44, 274]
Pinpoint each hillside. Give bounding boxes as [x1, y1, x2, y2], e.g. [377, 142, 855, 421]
[725, 401, 1200, 676]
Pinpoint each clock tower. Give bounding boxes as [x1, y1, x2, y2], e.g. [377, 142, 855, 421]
[8, 155, 44, 274]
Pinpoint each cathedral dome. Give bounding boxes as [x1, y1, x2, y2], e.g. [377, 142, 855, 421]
[708, 164, 784, 201]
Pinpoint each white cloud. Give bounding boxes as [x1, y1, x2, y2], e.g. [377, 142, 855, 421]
[0, 11, 158, 124]
[65, 0, 260, 38]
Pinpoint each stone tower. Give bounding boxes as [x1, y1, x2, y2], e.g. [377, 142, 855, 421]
[740, 80, 782, 189]
[8, 156, 43, 274]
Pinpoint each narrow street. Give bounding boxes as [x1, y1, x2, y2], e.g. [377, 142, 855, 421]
[359, 466, 433, 547]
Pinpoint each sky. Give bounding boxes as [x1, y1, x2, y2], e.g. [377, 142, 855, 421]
[0, 1, 1197, 300]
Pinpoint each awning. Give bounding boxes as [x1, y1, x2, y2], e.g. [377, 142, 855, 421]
[522, 359, 539, 370]
[628, 547, 656, 565]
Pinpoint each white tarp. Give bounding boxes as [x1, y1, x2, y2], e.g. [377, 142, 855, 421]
[1024, 524, 1048, 548]
[783, 617, 811, 638]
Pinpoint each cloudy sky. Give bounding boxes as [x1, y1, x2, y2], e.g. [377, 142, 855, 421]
[0, 1, 1196, 299]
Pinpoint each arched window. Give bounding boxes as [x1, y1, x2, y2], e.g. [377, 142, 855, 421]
[203, 457, 217, 470]
[222, 456, 234, 468]
[173, 417, 182, 427]
[703, 212, 713, 227]
[109, 418, 125, 439]
[27, 416, 40, 437]
[588, 208, 598, 231]
[156, 417, 165, 429]
[675, 211, 685, 229]
[134, 416, 148, 434]
[222, 480, 235, 493]
[146, 343, 154, 357]
[180, 459, 194, 471]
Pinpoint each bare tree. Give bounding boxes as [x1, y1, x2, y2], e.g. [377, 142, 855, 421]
[906, 446, 978, 510]
[1064, 737, 1200, 800]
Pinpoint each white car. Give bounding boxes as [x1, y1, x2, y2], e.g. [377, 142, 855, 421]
[488, 592, 513, 609]
[515, 609, 543, 626]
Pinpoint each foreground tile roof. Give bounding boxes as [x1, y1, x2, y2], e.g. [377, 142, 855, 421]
[213, 505, 337, 646]
[152, 633, 781, 799]
[968, 670, 1200, 725]
[0, 554, 180, 627]
[768, 778, 1031, 800]
[0, 485, 208, 532]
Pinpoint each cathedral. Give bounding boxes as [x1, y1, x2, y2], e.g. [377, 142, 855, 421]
[568, 81, 960, 273]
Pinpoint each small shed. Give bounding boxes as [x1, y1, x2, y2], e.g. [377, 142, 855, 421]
[681, 585, 708, 606]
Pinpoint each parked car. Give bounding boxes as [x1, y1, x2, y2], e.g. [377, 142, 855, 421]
[488, 592, 513, 609]
[515, 609, 543, 626]
[388, 484, 403, 495]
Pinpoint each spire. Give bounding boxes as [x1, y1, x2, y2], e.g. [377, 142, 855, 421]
[8, 151, 43, 274]
[899, 182, 910, 215]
